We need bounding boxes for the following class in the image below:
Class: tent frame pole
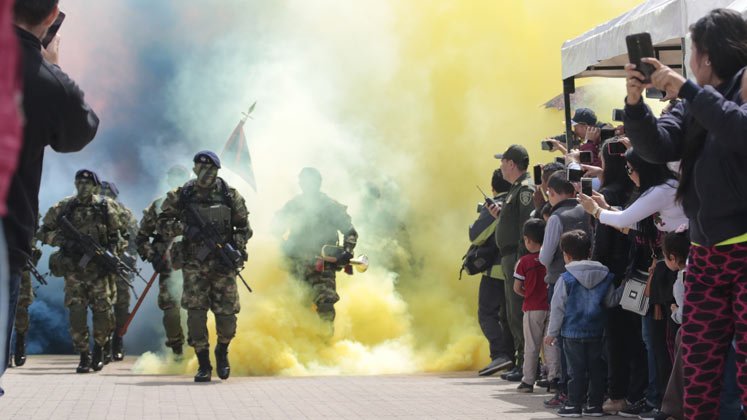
[563,77,575,152]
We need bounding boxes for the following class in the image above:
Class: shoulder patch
[519,190,533,206]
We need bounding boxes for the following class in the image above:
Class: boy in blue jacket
[544,230,617,418]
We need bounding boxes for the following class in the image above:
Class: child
[545,230,617,417]
[513,219,559,393]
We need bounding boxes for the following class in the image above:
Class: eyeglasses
[625,165,634,175]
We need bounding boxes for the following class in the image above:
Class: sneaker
[478,355,514,377]
[583,406,604,417]
[557,405,582,417]
[504,368,523,382]
[535,378,552,388]
[603,398,627,415]
[544,392,567,408]
[619,399,654,418]
[638,408,665,419]
[516,382,533,393]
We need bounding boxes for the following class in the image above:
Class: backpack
[460,243,500,279]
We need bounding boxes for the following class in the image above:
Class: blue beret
[193,150,221,168]
[101,181,119,198]
[75,169,101,186]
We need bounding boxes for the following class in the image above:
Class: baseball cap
[571,108,597,126]
[494,145,529,165]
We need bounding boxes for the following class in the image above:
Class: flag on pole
[220,102,257,191]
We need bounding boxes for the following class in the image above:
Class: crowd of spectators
[467,8,747,419]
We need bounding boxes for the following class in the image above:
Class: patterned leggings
[681,242,747,420]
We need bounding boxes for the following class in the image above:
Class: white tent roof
[561,0,733,80]
[728,0,747,17]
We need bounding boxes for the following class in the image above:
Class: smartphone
[555,157,566,165]
[612,109,625,122]
[579,151,592,164]
[581,178,593,196]
[607,141,627,155]
[541,140,554,151]
[533,164,542,185]
[600,127,616,141]
[645,88,665,100]
[626,32,655,83]
[567,168,583,183]
[41,11,65,48]
[476,185,496,207]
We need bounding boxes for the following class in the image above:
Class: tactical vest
[59,197,113,247]
[179,178,234,241]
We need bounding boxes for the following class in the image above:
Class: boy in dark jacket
[545,230,617,417]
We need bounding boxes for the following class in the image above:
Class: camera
[607,141,627,155]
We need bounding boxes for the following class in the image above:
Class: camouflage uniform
[135,197,184,351]
[111,204,138,338]
[38,195,127,354]
[157,178,251,353]
[275,192,357,322]
[14,245,40,336]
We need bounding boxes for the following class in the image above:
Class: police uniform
[273,173,357,323]
[136,197,184,354]
[37,169,127,373]
[494,147,536,370]
[157,151,251,382]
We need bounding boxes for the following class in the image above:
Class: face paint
[194,163,218,188]
[75,180,96,200]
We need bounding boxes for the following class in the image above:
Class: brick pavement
[0,356,629,419]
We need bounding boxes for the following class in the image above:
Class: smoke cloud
[31,0,644,374]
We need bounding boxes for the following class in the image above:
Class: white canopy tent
[561,0,733,80]
[728,0,747,17]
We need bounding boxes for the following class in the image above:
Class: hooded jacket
[547,260,617,339]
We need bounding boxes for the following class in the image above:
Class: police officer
[10,242,42,367]
[469,169,514,377]
[37,170,127,373]
[489,145,536,382]
[135,165,191,358]
[158,151,252,382]
[272,167,358,325]
[99,181,138,361]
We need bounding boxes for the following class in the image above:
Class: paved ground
[0,356,628,419]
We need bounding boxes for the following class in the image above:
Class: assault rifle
[25,258,48,286]
[184,205,252,293]
[59,216,147,289]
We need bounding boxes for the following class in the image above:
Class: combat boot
[172,345,183,361]
[91,344,104,372]
[194,349,212,382]
[14,333,27,366]
[76,352,92,373]
[112,335,124,361]
[215,343,230,380]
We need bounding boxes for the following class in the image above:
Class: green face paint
[194,163,218,189]
[75,179,96,200]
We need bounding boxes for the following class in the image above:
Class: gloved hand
[337,251,353,266]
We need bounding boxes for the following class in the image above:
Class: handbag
[620,269,651,316]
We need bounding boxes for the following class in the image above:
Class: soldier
[489,145,537,382]
[99,180,138,361]
[10,243,42,367]
[134,165,191,358]
[37,170,127,373]
[273,167,358,324]
[157,151,251,382]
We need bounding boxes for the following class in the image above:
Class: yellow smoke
[134,0,646,376]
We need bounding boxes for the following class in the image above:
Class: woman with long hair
[623,8,747,419]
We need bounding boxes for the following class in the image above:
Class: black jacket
[2,28,98,270]
[624,69,747,246]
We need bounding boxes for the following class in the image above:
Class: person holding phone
[4,0,99,378]
[547,108,604,168]
[622,9,747,419]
